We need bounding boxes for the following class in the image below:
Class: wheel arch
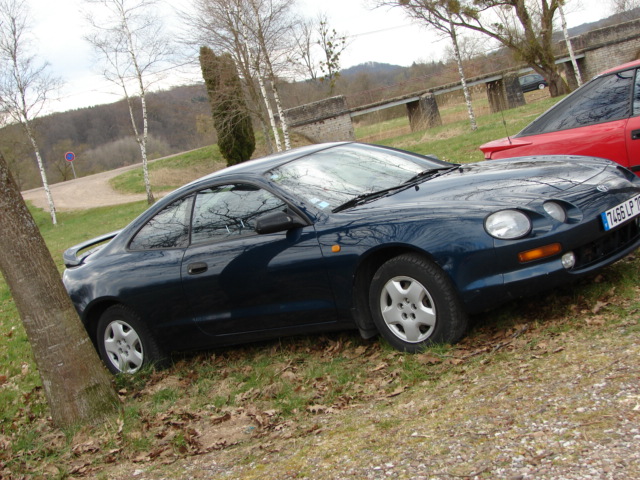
[82,298,128,346]
[351,245,440,336]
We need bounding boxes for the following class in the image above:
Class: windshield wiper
[404,165,461,184]
[332,165,462,213]
[332,185,405,213]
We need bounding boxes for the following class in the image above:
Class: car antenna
[499,108,513,145]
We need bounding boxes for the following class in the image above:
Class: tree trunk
[248,45,282,152]
[546,69,570,97]
[449,13,477,131]
[0,153,121,428]
[124,16,155,206]
[138,94,154,205]
[251,10,291,150]
[269,78,291,150]
[24,120,57,225]
[125,93,155,205]
[260,117,274,154]
[558,4,582,87]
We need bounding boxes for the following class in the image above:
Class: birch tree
[0,0,60,225]
[0,152,121,428]
[84,0,173,205]
[558,2,582,87]
[238,0,295,150]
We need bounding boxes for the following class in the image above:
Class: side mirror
[255,211,308,234]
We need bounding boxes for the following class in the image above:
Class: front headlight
[543,201,567,222]
[485,210,531,239]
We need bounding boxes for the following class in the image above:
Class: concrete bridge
[284,18,640,143]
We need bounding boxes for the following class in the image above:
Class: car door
[121,195,197,341]
[181,182,337,338]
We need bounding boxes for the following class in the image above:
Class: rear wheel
[369,254,468,352]
[538,83,545,90]
[97,305,167,374]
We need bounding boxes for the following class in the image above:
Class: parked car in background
[519,73,547,92]
[481,59,640,175]
[63,142,640,374]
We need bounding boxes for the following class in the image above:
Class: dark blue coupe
[63,142,640,373]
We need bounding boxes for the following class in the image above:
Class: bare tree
[0,151,121,428]
[0,0,61,224]
[84,0,173,204]
[290,17,319,81]
[377,0,571,97]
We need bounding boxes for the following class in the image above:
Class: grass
[1,91,639,478]
[109,144,226,195]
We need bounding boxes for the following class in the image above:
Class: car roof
[599,58,640,75]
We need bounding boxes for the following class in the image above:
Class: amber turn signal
[518,243,562,263]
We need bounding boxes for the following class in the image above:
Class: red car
[480,59,640,175]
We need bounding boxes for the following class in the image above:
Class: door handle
[631,129,640,140]
[187,262,208,275]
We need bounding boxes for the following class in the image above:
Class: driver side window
[191,184,287,244]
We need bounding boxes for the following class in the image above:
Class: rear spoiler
[63,230,121,268]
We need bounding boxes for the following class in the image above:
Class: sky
[30,0,611,114]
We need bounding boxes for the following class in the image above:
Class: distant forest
[6,8,637,191]
[4,85,218,190]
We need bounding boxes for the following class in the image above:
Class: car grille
[574,219,640,269]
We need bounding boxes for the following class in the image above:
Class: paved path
[22,163,151,211]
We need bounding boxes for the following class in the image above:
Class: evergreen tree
[200,46,256,165]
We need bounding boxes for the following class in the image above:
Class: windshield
[266,144,445,211]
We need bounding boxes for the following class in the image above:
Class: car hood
[363,156,635,210]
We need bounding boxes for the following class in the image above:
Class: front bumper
[462,217,640,314]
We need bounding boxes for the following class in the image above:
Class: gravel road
[21,163,150,211]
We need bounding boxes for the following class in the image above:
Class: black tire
[97,305,168,374]
[369,253,469,352]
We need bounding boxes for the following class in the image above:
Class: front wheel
[369,254,468,352]
[97,305,167,374]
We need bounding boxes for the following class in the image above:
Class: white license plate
[601,194,640,231]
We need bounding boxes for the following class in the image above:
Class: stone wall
[284,96,355,143]
[570,18,640,79]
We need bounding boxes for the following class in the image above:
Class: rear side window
[520,69,635,136]
[129,196,193,250]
